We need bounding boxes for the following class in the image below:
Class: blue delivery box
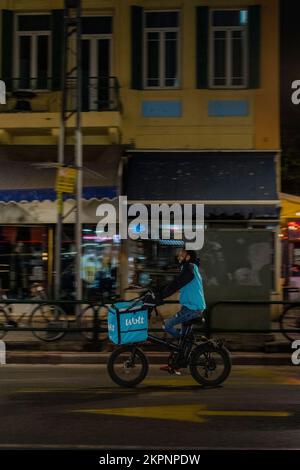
[108,300,149,345]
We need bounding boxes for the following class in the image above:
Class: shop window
[127,229,274,298]
[128,239,183,289]
[60,225,120,300]
[0,226,48,298]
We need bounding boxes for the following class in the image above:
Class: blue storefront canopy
[0,186,117,203]
[0,145,121,204]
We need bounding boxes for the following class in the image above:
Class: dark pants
[164,306,203,338]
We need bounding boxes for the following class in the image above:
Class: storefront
[280,192,300,300]
[124,151,280,329]
[0,145,122,299]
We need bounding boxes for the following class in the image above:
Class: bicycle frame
[147,323,197,366]
[148,333,182,352]
[0,303,28,325]
[1,301,40,325]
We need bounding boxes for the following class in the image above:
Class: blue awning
[0,186,117,203]
[0,145,121,203]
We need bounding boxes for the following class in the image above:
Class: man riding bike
[156,249,206,374]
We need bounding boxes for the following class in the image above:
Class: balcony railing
[0,76,121,113]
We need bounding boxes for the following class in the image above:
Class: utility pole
[75,0,83,302]
[54,0,82,302]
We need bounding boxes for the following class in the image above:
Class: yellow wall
[281,193,300,223]
[0,0,280,150]
[117,0,279,150]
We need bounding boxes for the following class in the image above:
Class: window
[209,9,248,88]
[61,225,119,300]
[0,226,48,298]
[81,16,113,111]
[144,11,179,88]
[82,16,112,35]
[15,14,51,90]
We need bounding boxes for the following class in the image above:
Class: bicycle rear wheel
[30,304,68,342]
[190,343,231,387]
[107,346,149,387]
[280,306,300,342]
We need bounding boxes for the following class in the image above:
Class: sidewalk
[0,319,293,365]
[2,350,292,365]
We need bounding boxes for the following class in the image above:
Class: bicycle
[77,298,111,341]
[107,290,232,388]
[0,284,68,342]
[47,289,117,342]
[279,302,300,342]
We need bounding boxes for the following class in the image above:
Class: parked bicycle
[39,291,117,342]
[77,300,110,341]
[0,284,68,342]
[279,302,300,342]
[107,290,232,388]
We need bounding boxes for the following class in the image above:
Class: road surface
[0,364,299,449]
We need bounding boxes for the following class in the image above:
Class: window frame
[81,14,113,78]
[209,8,248,89]
[81,14,113,111]
[14,12,51,92]
[81,33,113,78]
[81,36,113,111]
[143,9,180,90]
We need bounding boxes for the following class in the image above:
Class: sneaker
[159,365,181,375]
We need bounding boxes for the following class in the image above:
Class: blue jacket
[179,263,206,311]
[161,261,206,311]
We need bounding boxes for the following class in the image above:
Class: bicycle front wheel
[107,346,149,388]
[190,343,232,387]
[30,304,68,342]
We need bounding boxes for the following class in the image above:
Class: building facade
[0,1,280,328]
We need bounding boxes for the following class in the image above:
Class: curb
[3,351,292,366]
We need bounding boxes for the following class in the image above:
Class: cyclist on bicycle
[156,248,206,374]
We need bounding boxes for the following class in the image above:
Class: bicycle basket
[108,300,148,345]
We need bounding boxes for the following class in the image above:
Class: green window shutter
[196,6,209,89]
[51,10,64,91]
[131,5,143,90]
[1,10,13,91]
[248,5,261,88]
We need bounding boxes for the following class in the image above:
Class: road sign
[56,166,77,193]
